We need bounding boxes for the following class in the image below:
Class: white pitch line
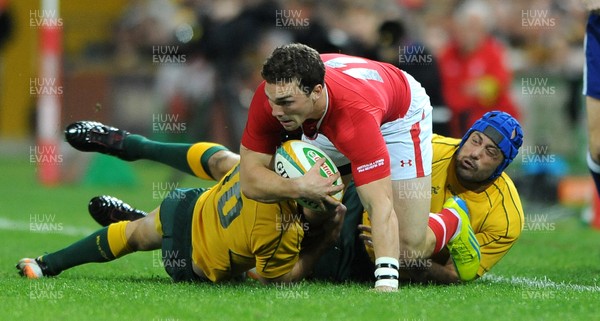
[2,214,599,293]
[0,217,95,237]
[482,274,600,293]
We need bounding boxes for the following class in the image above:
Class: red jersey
[241,54,412,186]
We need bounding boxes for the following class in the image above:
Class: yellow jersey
[430,134,524,276]
[190,164,304,282]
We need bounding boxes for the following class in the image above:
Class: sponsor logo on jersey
[356,159,385,173]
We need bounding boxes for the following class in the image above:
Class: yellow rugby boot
[445,196,481,282]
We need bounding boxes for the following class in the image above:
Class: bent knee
[125,216,160,251]
[208,150,240,180]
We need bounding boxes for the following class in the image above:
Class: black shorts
[159,188,207,282]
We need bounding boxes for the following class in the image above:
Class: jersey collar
[303,85,329,140]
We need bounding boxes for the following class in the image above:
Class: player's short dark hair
[261,43,325,96]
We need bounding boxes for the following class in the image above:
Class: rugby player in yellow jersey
[358,111,524,283]
[17,132,346,283]
[21,110,521,284]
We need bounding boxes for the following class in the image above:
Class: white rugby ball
[274,140,343,211]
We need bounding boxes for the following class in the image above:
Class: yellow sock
[107,221,134,258]
[186,142,228,180]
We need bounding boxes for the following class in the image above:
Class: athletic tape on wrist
[375,257,399,270]
[374,267,399,279]
[375,278,399,288]
[374,257,399,289]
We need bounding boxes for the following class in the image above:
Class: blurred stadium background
[0,0,597,226]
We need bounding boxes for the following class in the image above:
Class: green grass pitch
[1,155,599,321]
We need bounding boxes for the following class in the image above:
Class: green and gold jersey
[190,164,304,282]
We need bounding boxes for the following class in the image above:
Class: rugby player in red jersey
[239,43,475,290]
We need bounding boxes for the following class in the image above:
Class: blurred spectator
[113,0,216,141]
[377,19,449,135]
[437,0,520,137]
[285,0,340,54]
[103,0,586,164]
[203,0,284,150]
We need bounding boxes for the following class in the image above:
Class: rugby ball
[274,140,343,211]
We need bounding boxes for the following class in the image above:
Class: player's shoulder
[321,53,362,63]
[321,53,387,69]
[320,53,343,62]
[432,134,461,146]
[432,134,460,162]
[494,173,520,198]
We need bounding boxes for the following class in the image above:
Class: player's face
[455,131,504,184]
[265,81,316,131]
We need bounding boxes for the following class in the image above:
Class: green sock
[123,135,194,176]
[40,227,115,276]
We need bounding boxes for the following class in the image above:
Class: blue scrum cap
[458,111,523,180]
